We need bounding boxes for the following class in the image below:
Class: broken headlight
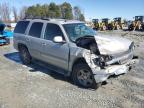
[94,55,113,68]
[100,55,113,62]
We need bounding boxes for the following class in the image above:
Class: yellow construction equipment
[128,16,144,31]
[92,19,100,30]
[99,18,113,31]
[113,17,122,30]
[113,17,128,30]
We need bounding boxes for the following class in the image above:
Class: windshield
[63,23,96,42]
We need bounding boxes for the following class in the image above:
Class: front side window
[28,22,43,38]
[44,23,64,41]
[14,21,30,34]
[63,23,96,42]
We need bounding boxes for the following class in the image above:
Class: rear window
[28,22,43,38]
[14,21,29,34]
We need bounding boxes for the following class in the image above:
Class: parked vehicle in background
[100,18,113,31]
[113,17,128,30]
[92,19,100,30]
[128,16,144,31]
[0,22,12,45]
[13,18,137,89]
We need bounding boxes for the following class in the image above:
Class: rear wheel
[19,46,32,65]
[5,38,10,44]
[72,63,100,89]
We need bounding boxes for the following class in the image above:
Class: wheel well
[69,57,87,77]
[72,58,86,71]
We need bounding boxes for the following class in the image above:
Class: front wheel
[72,63,100,89]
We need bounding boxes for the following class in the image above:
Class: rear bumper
[93,58,138,83]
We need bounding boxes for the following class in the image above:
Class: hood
[94,35,133,55]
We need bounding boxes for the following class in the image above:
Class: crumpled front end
[82,49,138,83]
[75,35,138,83]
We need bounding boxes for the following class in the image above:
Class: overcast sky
[1,0,144,21]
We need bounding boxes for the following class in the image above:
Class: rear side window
[44,23,64,40]
[14,21,29,33]
[28,22,43,38]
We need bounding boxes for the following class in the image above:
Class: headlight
[100,55,113,62]
[94,55,113,68]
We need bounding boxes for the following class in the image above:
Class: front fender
[68,48,89,75]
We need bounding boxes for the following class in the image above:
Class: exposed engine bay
[75,36,106,70]
[75,35,117,68]
[76,36,100,55]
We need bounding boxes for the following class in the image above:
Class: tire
[72,63,100,89]
[142,24,144,31]
[108,24,113,30]
[117,25,121,30]
[103,26,106,31]
[5,38,10,44]
[128,24,134,31]
[19,46,32,65]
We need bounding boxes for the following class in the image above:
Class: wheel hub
[77,69,93,86]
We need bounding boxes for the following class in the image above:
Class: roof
[22,18,84,25]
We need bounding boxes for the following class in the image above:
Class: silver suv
[13,18,137,89]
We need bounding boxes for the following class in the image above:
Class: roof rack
[23,16,50,21]
[23,16,73,22]
[41,18,50,21]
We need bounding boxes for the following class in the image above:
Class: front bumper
[93,58,138,83]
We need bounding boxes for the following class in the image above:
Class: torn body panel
[82,49,138,83]
[75,35,138,83]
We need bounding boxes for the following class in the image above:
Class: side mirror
[53,36,65,43]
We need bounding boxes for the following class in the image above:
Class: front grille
[106,50,133,65]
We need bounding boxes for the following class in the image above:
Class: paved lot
[0,31,144,108]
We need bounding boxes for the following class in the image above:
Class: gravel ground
[0,31,144,108]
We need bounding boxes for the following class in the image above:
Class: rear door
[13,21,30,50]
[41,23,69,70]
[27,22,44,60]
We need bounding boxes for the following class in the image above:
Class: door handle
[42,43,47,46]
[26,38,30,41]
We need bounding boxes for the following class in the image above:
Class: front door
[41,23,69,70]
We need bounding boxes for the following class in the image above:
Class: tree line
[0,2,85,23]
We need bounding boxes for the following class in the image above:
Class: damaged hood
[94,35,132,55]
